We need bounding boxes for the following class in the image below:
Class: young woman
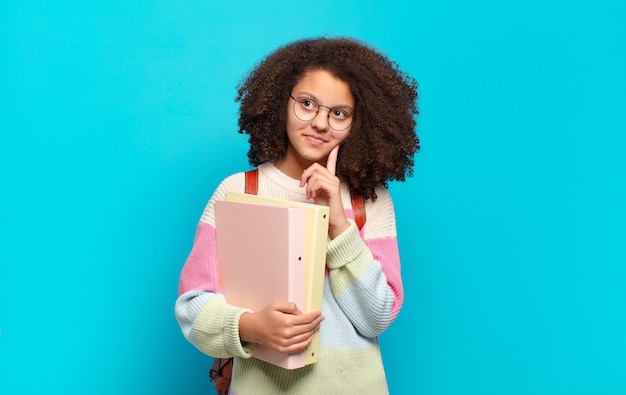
[175,37,419,394]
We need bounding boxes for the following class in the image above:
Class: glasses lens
[328,109,353,131]
[293,98,317,121]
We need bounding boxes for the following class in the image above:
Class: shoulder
[361,184,397,239]
[198,170,250,224]
[365,185,394,212]
[212,166,264,199]
[212,172,245,200]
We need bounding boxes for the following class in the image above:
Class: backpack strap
[209,357,232,395]
[350,193,366,231]
[245,169,258,195]
[244,169,365,230]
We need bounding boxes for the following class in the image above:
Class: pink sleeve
[178,222,219,296]
[365,237,403,321]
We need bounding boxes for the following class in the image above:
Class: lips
[304,134,327,146]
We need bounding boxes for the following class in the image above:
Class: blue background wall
[1,1,624,394]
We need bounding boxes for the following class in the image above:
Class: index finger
[326,145,339,176]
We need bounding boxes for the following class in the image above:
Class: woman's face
[280,69,354,176]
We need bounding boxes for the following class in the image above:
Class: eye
[299,98,317,111]
[330,108,350,120]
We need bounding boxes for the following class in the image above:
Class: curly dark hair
[236,37,419,200]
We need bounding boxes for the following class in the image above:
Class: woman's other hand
[239,301,324,354]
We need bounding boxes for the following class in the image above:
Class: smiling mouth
[304,134,327,145]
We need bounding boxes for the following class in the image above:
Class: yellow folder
[225,192,330,365]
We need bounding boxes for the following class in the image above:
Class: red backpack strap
[209,357,232,395]
[351,192,366,231]
[245,169,258,195]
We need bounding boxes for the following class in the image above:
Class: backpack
[209,169,365,394]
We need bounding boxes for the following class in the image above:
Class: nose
[310,106,331,131]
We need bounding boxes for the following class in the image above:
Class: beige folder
[225,192,330,366]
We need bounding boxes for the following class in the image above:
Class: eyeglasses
[290,95,354,131]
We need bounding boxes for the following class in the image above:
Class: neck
[274,145,327,179]
[273,156,307,180]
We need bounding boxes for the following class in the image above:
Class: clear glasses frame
[289,95,355,131]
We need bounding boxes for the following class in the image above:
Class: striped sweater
[175,162,403,394]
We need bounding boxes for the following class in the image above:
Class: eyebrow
[294,91,354,111]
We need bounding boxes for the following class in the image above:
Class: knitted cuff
[224,308,254,357]
[194,297,253,358]
[326,220,367,270]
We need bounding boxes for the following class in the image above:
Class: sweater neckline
[258,162,308,196]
